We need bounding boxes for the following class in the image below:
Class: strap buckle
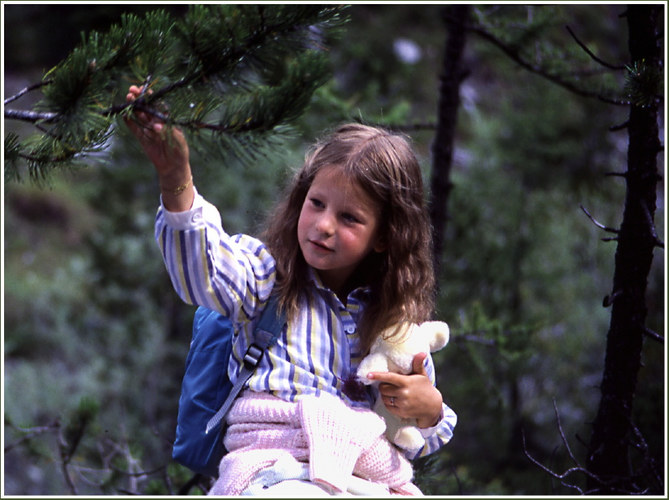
[243,343,264,368]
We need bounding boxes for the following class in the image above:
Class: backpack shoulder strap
[205,295,285,434]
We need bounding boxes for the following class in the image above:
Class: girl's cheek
[296,207,310,236]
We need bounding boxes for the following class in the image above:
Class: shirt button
[191,212,203,224]
[345,325,356,334]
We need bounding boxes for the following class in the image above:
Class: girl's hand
[366,352,443,428]
[124,85,194,211]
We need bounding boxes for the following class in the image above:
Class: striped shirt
[156,189,456,459]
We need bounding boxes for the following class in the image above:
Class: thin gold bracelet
[162,176,193,196]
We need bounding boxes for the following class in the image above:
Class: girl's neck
[316,269,367,305]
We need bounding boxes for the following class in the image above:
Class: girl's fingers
[127,84,149,98]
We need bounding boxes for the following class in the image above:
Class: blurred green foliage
[3,3,664,495]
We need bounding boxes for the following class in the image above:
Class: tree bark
[430,5,470,276]
[586,4,662,494]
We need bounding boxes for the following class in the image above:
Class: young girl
[125,85,456,495]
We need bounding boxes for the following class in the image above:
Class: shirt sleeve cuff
[418,405,447,438]
[160,187,219,230]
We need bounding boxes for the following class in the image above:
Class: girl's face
[297,166,385,295]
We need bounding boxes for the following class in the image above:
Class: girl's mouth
[309,240,333,252]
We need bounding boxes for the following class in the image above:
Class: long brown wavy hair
[262,123,435,354]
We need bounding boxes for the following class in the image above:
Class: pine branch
[4,5,348,183]
[624,60,663,107]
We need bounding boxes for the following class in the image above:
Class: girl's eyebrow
[309,180,377,215]
[307,185,326,197]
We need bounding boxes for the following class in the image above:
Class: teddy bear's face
[372,322,449,373]
[356,321,449,384]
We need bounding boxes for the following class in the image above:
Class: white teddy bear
[356,321,449,452]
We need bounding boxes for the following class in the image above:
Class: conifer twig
[565,25,626,70]
[580,205,620,234]
[3,79,53,105]
[642,326,663,343]
[4,108,58,123]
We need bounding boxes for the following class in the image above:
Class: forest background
[3,3,665,496]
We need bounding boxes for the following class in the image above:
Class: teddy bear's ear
[425,321,450,351]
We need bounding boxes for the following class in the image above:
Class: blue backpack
[172,297,285,477]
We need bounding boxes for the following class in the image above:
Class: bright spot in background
[393,38,422,64]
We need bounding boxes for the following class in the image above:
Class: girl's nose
[316,212,335,236]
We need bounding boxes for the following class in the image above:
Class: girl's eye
[342,212,360,224]
[310,198,324,209]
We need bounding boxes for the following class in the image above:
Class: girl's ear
[373,235,387,253]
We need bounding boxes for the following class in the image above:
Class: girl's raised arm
[124,85,194,212]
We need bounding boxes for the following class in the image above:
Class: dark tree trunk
[586,5,662,494]
[430,5,470,276]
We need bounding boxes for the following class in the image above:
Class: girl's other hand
[366,352,443,428]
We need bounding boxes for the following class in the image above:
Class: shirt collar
[307,267,371,303]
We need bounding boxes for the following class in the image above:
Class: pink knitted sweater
[208,390,422,496]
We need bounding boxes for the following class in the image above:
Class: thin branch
[110,464,167,477]
[467,24,629,106]
[609,120,629,132]
[4,79,53,105]
[565,25,626,71]
[605,171,628,178]
[630,423,664,490]
[17,148,91,167]
[552,400,578,464]
[580,205,620,234]
[163,466,176,496]
[4,420,61,453]
[641,199,664,248]
[642,326,664,343]
[522,400,644,495]
[58,433,78,495]
[4,108,58,123]
[178,474,208,496]
[127,103,245,134]
[603,289,623,307]
[522,431,588,494]
[5,91,230,138]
